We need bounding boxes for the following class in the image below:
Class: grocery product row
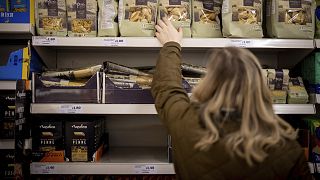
[15,0,316,38]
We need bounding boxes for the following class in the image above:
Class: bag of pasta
[98,0,119,37]
[66,0,97,37]
[266,0,315,39]
[118,0,158,37]
[222,0,263,38]
[36,0,67,36]
[191,0,222,38]
[158,0,191,37]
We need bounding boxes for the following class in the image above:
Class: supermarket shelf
[0,81,16,90]
[31,103,315,114]
[0,139,14,149]
[31,104,157,114]
[273,104,315,114]
[30,147,174,174]
[315,39,320,48]
[32,36,315,49]
[0,23,35,38]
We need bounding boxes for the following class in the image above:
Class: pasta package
[118,0,158,37]
[11,0,27,12]
[0,0,9,12]
[288,77,309,104]
[266,0,315,39]
[267,69,289,104]
[36,0,67,36]
[158,0,191,37]
[191,0,222,38]
[66,0,97,37]
[98,0,119,37]
[222,0,263,38]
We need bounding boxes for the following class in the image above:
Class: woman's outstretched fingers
[157,19,167,29]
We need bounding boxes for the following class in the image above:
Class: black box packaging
[32,72,101,103]
[0,90,15,139]
[65,120,102,162]
[102,72,192,104]
[0,149,15,178]
[32,120,64,162]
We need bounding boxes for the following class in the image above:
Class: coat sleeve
[151,41,193,136]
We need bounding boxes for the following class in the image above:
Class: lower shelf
[30,147,175,175]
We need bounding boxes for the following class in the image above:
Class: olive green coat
[151,42,312,180]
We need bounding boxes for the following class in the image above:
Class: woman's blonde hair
[192,47,297,166]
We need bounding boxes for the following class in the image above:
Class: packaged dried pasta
[66,0,97,37]
[98,0,119,37]
[0,0,9,12]
[11,0,27,12]
[158,0,191,37]
[266,0,315,39]
[222,0,263,38]
[118,0,158,37]
[267,69,289,104]
[288,77,309,104]
[36,0,67,36]
[191,0,222,38]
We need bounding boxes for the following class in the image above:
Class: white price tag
[103,38,127,46]
[59,104,83,114]
[33,37,57,45]
[229,39,253,48]
[134,165,156,174]
[33,164,56,174]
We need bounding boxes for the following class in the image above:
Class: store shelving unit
[29,36,318,176]
[30,103,316,115]
[0,23,35,39]
[0,139,14,149]
[32,37,314,49]
[0,81,16,90]
[31,147,174,175]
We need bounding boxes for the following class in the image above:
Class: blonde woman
[151,18,312,180]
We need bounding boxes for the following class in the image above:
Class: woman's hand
[155,17,183,46]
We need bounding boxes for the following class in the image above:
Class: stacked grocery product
[34,0,316,38]
[265,69,308,104]
[0,149,15,178]
[32,117,107,162]
[0,91,15,139]
[0,0,34,23]
[304,116,320,163]
[32,64,101,103]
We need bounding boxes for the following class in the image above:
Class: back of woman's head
[192,47,297,166]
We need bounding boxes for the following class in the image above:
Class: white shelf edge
[30,162,175,175]
[0,81,16,90]
[32,36,315,49]
[315,39,320,48]
[0,23,34,35]
[0,139,14,149]
[273,104,315,114]
[30,104,158,114]
[31,103,315,115]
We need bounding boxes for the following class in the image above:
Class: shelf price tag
[103,38,127,46]
[229,39,253,48]
[32,164,56,174]
[134,165,156,174]
[33,36,57,45]
[59,104,83,114]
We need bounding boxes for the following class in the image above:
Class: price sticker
[33,36,57,45]
[229,39,253,48]
[59,104,83,114]
[103,38,127,46]
[32,164,56,174]
[134,165,156,174]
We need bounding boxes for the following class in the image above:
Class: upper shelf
[0,23,35,39]
[32,36,315,49]
[315,39,320,48]
[30,103,316,115]
[0,81,16,90]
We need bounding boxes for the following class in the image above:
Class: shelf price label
[33,36,57,45]
[32,164,56,174]
[229,39,253,48]
[134,165,156,174]
[59,104,83,114]
[103,38,127,46]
